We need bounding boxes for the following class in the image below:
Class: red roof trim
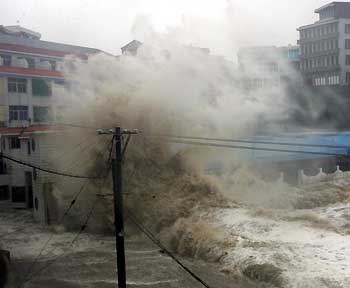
[0,43,66,57]
[0,65,63,78]
[0,125,64,136]
[0,43,89,59]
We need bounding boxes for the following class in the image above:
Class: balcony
[0,65,63,79]
[301,49,339,58]
[299,32,339,43]
[302,65,341,73]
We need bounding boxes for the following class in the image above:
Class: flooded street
[1,209,255,288]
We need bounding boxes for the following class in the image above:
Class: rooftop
[313,2,350,13]
[0,25,102,57]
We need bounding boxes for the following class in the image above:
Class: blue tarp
[246,132,350,162]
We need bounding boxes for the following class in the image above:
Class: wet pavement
[1,210,256,288]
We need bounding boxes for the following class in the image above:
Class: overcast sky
[1,0,337,58]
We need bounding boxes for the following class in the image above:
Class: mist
[22,1,350,287]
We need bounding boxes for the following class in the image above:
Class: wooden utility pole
[112,127,126,288]
[97,127,137,288]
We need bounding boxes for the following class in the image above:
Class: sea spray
[48,36,347,287]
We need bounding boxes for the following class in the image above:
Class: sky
[0,0,338,58]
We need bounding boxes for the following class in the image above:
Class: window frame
[32,79,52,96]
[7,78,27,94]
[10,137,21,150]
[0,185,9,201]
[33,106,52,123]
[0,54,11,66]
[9,106,29,122]
[346,39,350,49]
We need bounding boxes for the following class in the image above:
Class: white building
[237,45,301,91]
[298,1,350,87]
[0,25,101,224]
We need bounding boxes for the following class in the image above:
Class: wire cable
[148,134,350,150]
[163,139,350,157]
[54,122,99,130]
[50,134,94,164]
[126,208,212,288]
[1,153,103,179]
[16,180,90,288]
[19,137,114,286]
[19,197,100,286]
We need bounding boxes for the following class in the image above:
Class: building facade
[0,25,101,223]
[237,45,301,91]
[298,2,350,87]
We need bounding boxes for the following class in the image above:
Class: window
[346,72,350,85]
[33,106,52,122]
[9,106,28,121]
[32,79,51,96]
[0,54,11,66]
[11,186,26,203]
[346,24,350,34]
[0,158,7,175]
[27,140,31,155]
[0,186,9,201]
[32,138,36,151]
[10,137,20,149]
[347,55,350,65]
[8,78,27,93]
[328,75,340,85]
[2,138,5,151]
[25,58,35,69]
[49,60,56,71]
[346,39,350,49]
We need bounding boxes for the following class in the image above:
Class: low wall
[297,166,350,186]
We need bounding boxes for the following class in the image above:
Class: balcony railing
[301,65,341,73]
[300,49,339,58]
[299,32,339,43]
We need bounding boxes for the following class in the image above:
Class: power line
[20,196,100,286]
[126,208,212,288]
[163,139,350,157]
[148,134,350,150]
[19,137,114,286]
[63,136,112,173]
[18,136,114,286]
[16,180,91,288]
[1,153,103,179]
[54,122,99,130]
[50,134,94,164]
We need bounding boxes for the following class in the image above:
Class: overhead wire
[147,133,350,150]
[54,122,99,130]
[19,196,100,286]
[126,208,212,288]
[1,153,103,179]
[19,136,115,286]
[50,134,94,164]
[16,179,91,288]
[162,139,350,157]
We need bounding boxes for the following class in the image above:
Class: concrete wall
[32,134,58,224]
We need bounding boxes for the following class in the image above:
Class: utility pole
[113,127,126,288]
[97,127,137,288]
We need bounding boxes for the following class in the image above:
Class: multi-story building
[298,2,350,87]
[237,45,301,91]
[0,25,101,223]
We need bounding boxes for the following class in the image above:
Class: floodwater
[3,179,350,288]
[0,209,255,288]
